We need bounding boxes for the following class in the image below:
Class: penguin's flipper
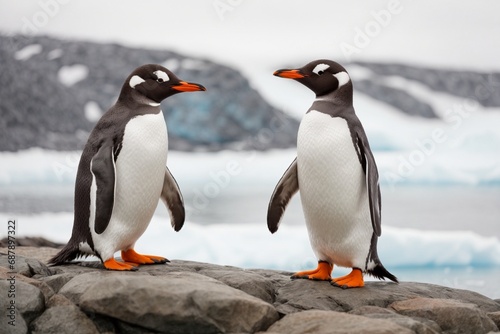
[91,144,116,235]
[356,133,382,236]
[161,166,185,232]
[267,158,299,233]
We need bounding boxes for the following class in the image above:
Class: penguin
[267,59,397,288]
[49,64,206,271]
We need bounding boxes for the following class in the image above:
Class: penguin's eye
[312,63,330,76]
[153,70,170,83]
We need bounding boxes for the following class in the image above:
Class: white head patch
[129,75,145,89]
[154,70,170,82]
[334,71,350,88]
[312,63,330,75]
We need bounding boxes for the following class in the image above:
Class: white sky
[0,0,499,74]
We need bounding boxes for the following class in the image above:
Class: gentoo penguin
[49,64,206,271]
[267,59,397,288]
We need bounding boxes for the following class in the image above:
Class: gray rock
[0,237,64,248]
[30,305,99,334]
[390,297,498,334]
[79,272,279,333]
[349,306,441,334]
[4,247,500,334]
[353,61,500,108]
[265,310,414,334]
[0,34,299,152]
[355,79,437,118]
[46,294,75,308]
[0,279,45,324]
[59,271,135,305]
[41,272,76,293]
[274,279,500,315]
[1,315,28,334]
[0,254,52,278]
[200,269,276,304]
[488,311,500,329]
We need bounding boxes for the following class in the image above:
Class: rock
[0,279,45,325]
[0,34,299,152]
[199,269,276,304]
[40,272,77,293]
[488,311,500,329]
[79,272,278,333]
[0,237,64,248]
[0,253,53,278]
[390,297,498,334]
[274,279,500,315]
[353,61,500,108]
[46,294,75,308]
[265,310,414,334]
[2,248,500,334]
[349,306,441,334]
[30,304,99,334]
[355,79,437,118]
[59,271,133,305]
[2,315,28,334]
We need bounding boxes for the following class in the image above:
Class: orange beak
[172,81,206,92]
[273,69,307,79]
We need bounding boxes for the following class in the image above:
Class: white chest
[296,111,372,267]
[115,111,168,208]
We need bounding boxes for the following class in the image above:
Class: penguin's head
[120,64,206,104]
[274,59,351,97]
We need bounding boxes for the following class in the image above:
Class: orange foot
[331,268,364,288]
[121,249,169,265]
[291,261,333,281]
[103,258,138,271]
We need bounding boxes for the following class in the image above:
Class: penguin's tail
[367,263,398,283]
[366,234,398,283]
[48,242,85,266]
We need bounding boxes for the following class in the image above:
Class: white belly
[92,111,168,260]
[297,111,372,269]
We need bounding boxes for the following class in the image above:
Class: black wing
[161,166,185,232]
[91,144,116,234]
[267,158,299,233]
[356,133,382,237]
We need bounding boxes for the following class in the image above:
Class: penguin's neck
[314,83,353,105]
[118,89,161,108]
[309,84,353,115]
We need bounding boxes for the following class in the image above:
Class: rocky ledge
[1,247,499,334]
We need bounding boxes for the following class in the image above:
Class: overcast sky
[1,0,499,74]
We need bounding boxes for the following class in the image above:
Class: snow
[57,64,89,87]
[84,101,103,122]
[181,58,206,70]
[47,48,63,60]
[14,43,42,61]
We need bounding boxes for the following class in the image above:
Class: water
[0,148,499,299]
[1,181,499,298]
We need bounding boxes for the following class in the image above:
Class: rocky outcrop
[354,61,500,108]
[1,247,499,334]
[0,34,299,152]
[2,33,500,152]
